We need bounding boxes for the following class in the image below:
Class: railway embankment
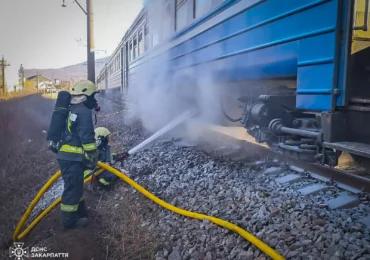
[3,94,370,259]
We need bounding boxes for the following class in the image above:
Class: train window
[129,41,133,62]
[153,32,159,47]
[139,31,144,56]
[213,0,225,6]
[194,0,224,18]
[163,2,172,39]
[176,0,188,31]
[144,25,149,51]
[194,0,212,18]
[133,37,138,60]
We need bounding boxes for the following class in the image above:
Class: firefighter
[56,80,99,230]
[84,127,129,191]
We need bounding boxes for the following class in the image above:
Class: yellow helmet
[71,80,99,96]
[94,127,111,140]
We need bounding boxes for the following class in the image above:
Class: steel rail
[203,126,370,194]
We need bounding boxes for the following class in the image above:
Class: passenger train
[97,0,370,168]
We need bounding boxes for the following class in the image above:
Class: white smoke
[126,1,243,137]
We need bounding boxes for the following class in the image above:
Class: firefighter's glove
[85,150,98,170]
[113,152,129,162]
[48,141,60,154]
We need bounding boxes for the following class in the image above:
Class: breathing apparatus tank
[46,91,72,153]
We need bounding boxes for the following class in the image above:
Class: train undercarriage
[233,0,370,169]
[238,91,338,167]
[237,81,370,169]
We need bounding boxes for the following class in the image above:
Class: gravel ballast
[34,96,370,259]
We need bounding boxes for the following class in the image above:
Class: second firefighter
[84,127,129,191]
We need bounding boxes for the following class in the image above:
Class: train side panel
[127,0,342,111]
[97,43,124,94]
[120,0,370,166]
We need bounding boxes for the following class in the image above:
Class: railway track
[91,96,370,258]
[194,124,370,227]
[99,95,370,226]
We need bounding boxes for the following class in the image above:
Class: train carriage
[98,0,370,168]
[97,40,125,94]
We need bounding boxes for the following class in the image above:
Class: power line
[103,0,112,36]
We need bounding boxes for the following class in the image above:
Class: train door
[342,0,370,105]
[322,0,370,158]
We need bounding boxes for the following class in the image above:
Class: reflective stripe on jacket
[56,103,97,162]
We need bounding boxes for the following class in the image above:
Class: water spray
[128,109,198,155]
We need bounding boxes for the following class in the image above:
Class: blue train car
[97,41,124,94]
[101,0,370,167]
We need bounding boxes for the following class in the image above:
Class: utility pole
[87,0,95,83]
[18,64,24,90]
[0,56,10,95]
[37,70,39,91]
[62,0,95,83]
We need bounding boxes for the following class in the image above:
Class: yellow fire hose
[13,169,104,241]
[13,170,61,241]
[13,162,284,260]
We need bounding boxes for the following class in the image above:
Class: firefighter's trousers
[57,159,88,229]
[98,170,118,188]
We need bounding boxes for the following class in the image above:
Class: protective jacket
[98,144,113,162]
[56,101,97,162]
[84,144,118,187]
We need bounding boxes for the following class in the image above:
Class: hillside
[24,57,109,82]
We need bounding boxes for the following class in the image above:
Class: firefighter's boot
[77,199,89,218]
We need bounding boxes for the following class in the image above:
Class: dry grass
[91,106,160,259]
[0,89,41,101]
[95,179,159,260]
[0,94,57,251]
[0,93,160,260]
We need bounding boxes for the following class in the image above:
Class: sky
[0,0,143,86]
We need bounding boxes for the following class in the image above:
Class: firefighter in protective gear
[84,127,129,191]
[56,80,99,230]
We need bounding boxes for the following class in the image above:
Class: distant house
[54,79,61,86]
[25,75,55,92]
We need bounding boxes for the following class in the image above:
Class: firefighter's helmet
[95,127,111,140]
[71,80,99,96]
